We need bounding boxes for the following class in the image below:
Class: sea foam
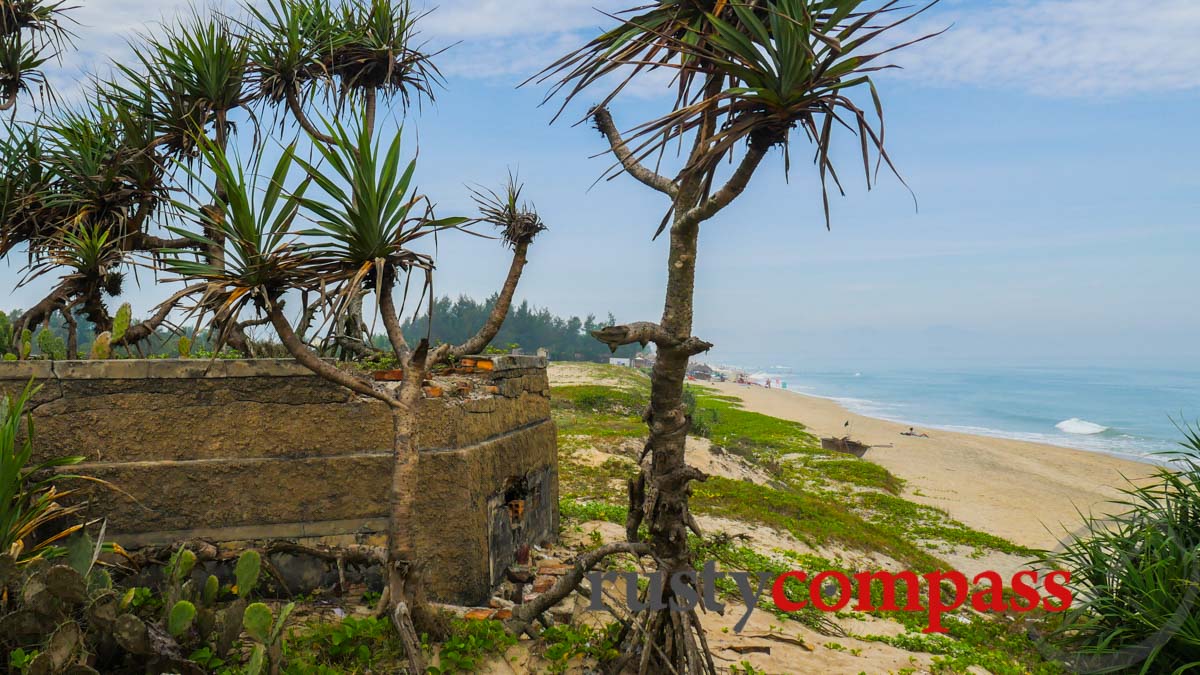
[1056,418,1109,435]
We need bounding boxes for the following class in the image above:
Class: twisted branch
[505,541,651,636]
[681,140,771,226]
[593,107,678,198]
[113,284,206,348]
[591,322,712,356]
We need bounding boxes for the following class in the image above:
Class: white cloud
[41,0,609,96]
[38,0,1200,102]
[41,0,221,100]
[425,0,1200,98]
[890,0,1200,97]
[418,0,626,39]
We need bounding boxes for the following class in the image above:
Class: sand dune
[707,381,1158,550]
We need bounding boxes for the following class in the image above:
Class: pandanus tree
[1,2,548,668]
[0,0,443,357]
[0,0,69,112]
[530,1,940,672]
[163,118,543,673]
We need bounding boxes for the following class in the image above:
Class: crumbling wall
[0,356,557,604]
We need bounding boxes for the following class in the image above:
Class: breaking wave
[1056,418,1109,435]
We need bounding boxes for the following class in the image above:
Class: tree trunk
[646,215,700,573]
[204,112,252,355]
[388,369,422,574]
[381,353,440,672]
[62,308,78,359]
[11,285,70,354]
[625,212,715,675]
[268,302,432,670]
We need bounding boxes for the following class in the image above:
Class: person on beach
[902,427,930,438]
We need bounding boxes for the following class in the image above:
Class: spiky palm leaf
[1038,426,1200,671]
[242,0,345,108]
[1,382,126,567]
[1,382,88,565]
[99,81,169,206]
[164,138,311,322]
[0,122,50,254]
[0,30,49,107]
[39,105,137,227]
[0,0,71,42]
[293,114,467,287]
[0,0,70,110]
[328,0,441,108]
[470,174,546,249]
[19,222,125,296]
[114,12,250,156]
[534,0,942,225]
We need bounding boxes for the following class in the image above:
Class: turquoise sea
[737,365,1200,463]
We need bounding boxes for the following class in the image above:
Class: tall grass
[0,382,87,565]
[1038,426,1200,674]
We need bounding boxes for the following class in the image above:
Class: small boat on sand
[820,436,873,458]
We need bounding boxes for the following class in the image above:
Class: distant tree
[398,294,640,361]
[531,1,941,671]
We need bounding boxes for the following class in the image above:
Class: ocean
[737,365,1200,463]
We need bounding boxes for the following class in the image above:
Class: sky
[6,0,1200,369]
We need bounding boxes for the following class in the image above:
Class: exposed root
[614,605,714,675]
[391,599,426,674]
[505,541,651,636]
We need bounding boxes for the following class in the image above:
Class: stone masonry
[0,356,558,605]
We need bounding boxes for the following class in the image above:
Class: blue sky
[6,0,1200,368]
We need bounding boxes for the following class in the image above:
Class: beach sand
[707,381,1159,551]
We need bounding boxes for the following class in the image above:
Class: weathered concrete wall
[0,356,558,604]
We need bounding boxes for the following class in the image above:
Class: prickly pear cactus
[0,562,199,673]
[234,549,262,599]
[202,574,219,605]
[167,600,196,637]
[0,541,286,675]
[243,601,295,675]
[112,302,132,343]
[167,548,197,583]
[88,331,112,360]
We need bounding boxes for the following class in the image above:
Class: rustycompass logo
[589,561,1073,634]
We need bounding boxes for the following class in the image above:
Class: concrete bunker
[0,355,558,605]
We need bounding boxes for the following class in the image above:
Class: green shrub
[429,619,516,673]
[683,386,720,438]
[287,616,395,669]
[559,499,627,525]
[540,622,621,673]
[553,385,647,414]
[1037,425,1200,673]
[0,313,12,357]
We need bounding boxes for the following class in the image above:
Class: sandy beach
[707,381,1159,550]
